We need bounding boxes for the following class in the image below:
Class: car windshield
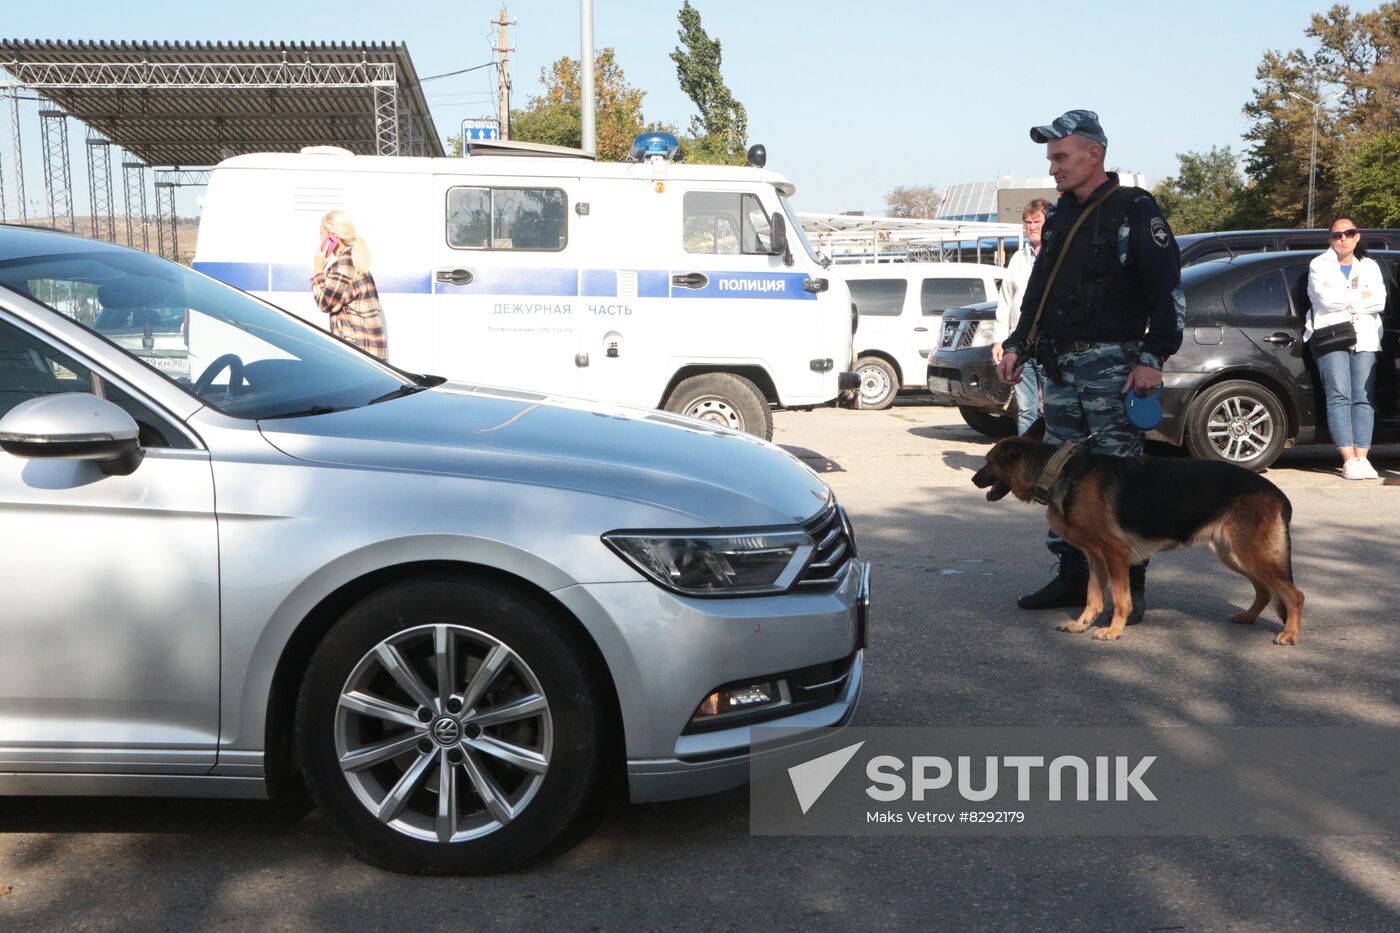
[0,248,413,419]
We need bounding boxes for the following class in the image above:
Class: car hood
[255,382,832,527]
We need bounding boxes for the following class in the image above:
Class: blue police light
[628,132,680,162]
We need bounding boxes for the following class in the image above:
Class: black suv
[1178,228,1399,266]
[928,251,1400,471]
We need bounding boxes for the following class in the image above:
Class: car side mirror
[0,393,144,476]
[770,213,794,267]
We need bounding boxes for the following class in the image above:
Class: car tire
[296,574,607,875]
[664,372,774,440]
[959,405,1017,438]
[1184,379,1288,472]
[854,356,899,410]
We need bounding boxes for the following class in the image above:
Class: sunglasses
[1331,229,1359,240]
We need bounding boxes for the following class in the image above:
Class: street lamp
[1288,89,1342,229]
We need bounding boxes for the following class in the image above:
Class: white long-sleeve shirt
[992,242,1037,342]
[1305,251,1387,352]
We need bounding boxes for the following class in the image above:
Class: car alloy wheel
[334,623,553,844]
[1204,394,1275,463]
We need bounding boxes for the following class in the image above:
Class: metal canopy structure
[0,39,444,260]
[799,213,1024,265]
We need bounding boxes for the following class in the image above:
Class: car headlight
[969,321,998,347]
[603,528,814,597]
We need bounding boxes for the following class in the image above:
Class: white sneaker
[1342,458,1369,480]
[1356,458,1380,479]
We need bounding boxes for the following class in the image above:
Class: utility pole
[581,0,595,155]
[1288,89,1341,229]
[493,7,516,140]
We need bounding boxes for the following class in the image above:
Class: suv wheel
[958,404,1017,438]
[1184,379,1287,471]
[296,575,606,874]
[664,373,774,440]
[855,356,898,410]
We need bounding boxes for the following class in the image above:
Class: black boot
[1018,549,1090,610]
[1125,562,1147,625]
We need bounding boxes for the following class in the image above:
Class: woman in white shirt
[1305,216,1388,480]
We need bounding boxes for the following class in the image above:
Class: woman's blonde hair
[321,210,373,275]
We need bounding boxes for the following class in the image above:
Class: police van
[192,134,856,440]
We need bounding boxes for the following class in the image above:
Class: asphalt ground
[3,399,1399,931]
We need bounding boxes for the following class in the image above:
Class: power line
[420,62,497,82]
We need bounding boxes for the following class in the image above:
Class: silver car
[0,226,867,874]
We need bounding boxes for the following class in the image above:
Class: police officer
[996,109,1184,624]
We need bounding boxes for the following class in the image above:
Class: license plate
[144,355,190,376]
[927,375,950,394]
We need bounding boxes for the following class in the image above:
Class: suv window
[446,187,568,251]
[683,192,773,255]
[848,279,908,317]
[0,317,186,448]
[920,277,987,315]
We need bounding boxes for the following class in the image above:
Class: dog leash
[1031,430,1103,505]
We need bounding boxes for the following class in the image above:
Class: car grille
[939,320,979,350]
[797,503,856,588]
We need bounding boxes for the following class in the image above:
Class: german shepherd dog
[971,422,1305,644]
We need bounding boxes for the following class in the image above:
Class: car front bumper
[926,346,1010,409]
[553,558,870,802]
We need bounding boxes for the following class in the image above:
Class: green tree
[1240,2,1400,227]
[509,48,665,161]
[1339,129,1400,225]
[670,1,748,165]
[1151,147,1248,233]
[884,185,941,219]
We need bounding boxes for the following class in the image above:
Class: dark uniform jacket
[1004,173,1184,370]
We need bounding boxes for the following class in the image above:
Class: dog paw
[1273,631,1298,646]
[1091,628,1123,641]
[1058,620,1093,633]
[1230,612,1257,625]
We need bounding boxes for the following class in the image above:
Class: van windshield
[0,249,412,420]
[779,194,825,266]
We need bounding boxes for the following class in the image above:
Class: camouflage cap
[1029,110,1107,146]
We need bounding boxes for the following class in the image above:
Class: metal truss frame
[85,130,116,241]
[121,161,149,251]
[154,181,177,261]
[5,58,403,156]
[39,109,74,231]
[1,91,23,222]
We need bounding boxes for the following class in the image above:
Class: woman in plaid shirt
[311,211,388,359]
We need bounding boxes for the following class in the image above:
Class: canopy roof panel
[0,39,443,164]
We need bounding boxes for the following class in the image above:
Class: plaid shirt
[311,253,388,359]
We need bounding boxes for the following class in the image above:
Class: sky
[0,0,1368,217]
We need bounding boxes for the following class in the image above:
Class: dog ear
[1023,417,1046,441]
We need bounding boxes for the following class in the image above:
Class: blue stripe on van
[434,267,578,296]
[670,271,815,301]
[193,261,269,292]
[579,269,670,297]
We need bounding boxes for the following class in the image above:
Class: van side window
[848,279,908,317]
[446,187,568,251]
[920,278,987,315]
[684,192,773,255]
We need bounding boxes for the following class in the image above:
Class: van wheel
[295,574,606,875]
[855,356,898,410]
[664,373,774,440]
[1185,380,1287,472]
[959,405,1017,438]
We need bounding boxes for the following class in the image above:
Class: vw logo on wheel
[431,716,463,746]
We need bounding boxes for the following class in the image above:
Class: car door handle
[672,272,708,289]
[1263,333,1295,346]
[436,268,474,287]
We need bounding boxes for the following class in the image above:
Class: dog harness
[1032,441,1080,505]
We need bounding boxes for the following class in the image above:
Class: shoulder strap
[1022,182,1120,349]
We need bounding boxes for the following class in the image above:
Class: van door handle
[672,272,708,289]
[913,327,928,332]
[1263,332,1295,346]
[436,268,474,287]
